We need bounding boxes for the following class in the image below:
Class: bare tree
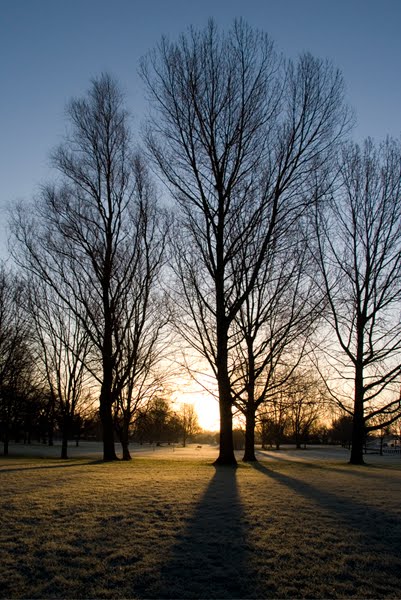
[0,265,33,455]
[315,138,401,464]
[11,74,167,461]
[177,403,200,447]
[107,161,171,460]
[113,350,172,460]
[142,19,350,464]
[329,412,353,448]
[132,396,179,445]
[285,371,324,448]
[230,224,322,461]
[368,413,393,456]
[258,386,289,450]
[27,280,91,459]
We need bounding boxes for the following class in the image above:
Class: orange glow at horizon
[171,377,220,432]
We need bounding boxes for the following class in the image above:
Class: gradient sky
[1,0,401,258]
[1,0,400,429]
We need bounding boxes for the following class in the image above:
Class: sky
[1,0,401,429]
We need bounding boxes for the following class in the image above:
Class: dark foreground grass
[1,456,401,599]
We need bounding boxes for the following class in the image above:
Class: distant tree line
[2,19,401,465]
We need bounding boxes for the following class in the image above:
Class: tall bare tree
[112,299,171,460]
[27,280,90,459]
[285,371,325,448]
[11,74,167,461]
[0,264,33,456]
[177,403,200,447]
[258,385,289,450]
[315,138,401,464]
[142,19,350,464]
[230,224,322,461]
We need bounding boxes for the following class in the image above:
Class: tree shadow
[256,454,401,479]
[256,447,401,480]
[255,449,298,462]
[313,461,401,480]
[251,462,401,580]
[148,465,255,599]
[0,459,104,473]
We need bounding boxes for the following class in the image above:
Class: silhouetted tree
[178,403,200,447]
[0,265,33,455]
[132,397,180,445]
[12,75,167,461]
[259,417,285,450]
[142,19,350,464]
[286,372,324,448]
[107,163,169,460]
[368,413,395,456]
[27,281,91,458]
[330,414,353,448]
[230,228,321,461]
[258,386,289,450]
[315,138,401,464]
[113,371,170,460]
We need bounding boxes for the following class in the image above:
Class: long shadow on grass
[0,459,104,473]
[252,462,401,585]
[256,448,351,463]
[256,449,401,480]
[255,450,303,463]
[149,465,255,599]
[309,462,401,480]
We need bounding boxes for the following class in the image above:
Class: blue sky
[1,0,401,257]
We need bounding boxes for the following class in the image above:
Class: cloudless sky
[1,0,400,429]
[1,0,401,257]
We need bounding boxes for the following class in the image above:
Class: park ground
[1,443,401,599]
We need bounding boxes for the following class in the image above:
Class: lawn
[1,448,401,599]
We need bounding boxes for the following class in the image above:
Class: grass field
[1,446,401,599]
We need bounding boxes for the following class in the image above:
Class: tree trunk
[243,338,257,462]
[350,363,365,465]
[3,413,10,456]
[214,345,236,465]
[243,410,257,462]
[119,416,132,460]
[61,434,68,459]
[215,395,236,465]
[350,408,365,464]
[99,334,118,460]
[48,392,55,446]
[121,440,132,460]
[99,393,118,461]
[60,414,70,459]
[214,270,236,465]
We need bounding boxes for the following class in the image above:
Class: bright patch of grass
[1,456,401,598]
